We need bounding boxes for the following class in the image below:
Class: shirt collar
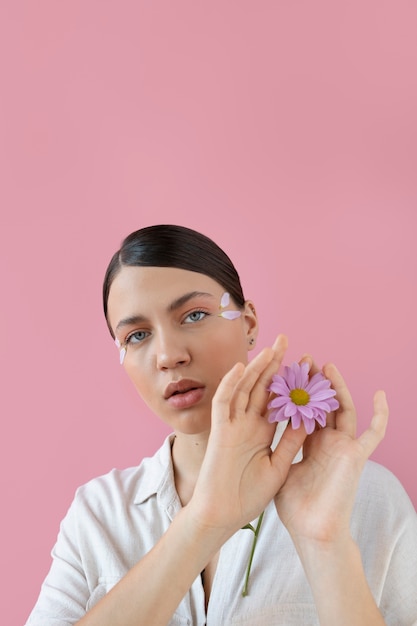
[134,424,301,508]
[133,433,178,510]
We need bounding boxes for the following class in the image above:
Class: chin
[168,413,211,437]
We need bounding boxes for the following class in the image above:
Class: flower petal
[291,412,302,429]
[268,396,290,409]
[219,310,241,320]
[298,405,314,418]
[220,292,230,308]
[297,362,310,388]
[310,389,337,402]
[303,417,316,434]
[268,407,288,423]
[278,405,290,419]
[306,379,330,395]
[268,403,290,422]
[293,363,302,388]
[285,365,297,390]
[284,402,297,417]
[269,379,290,396]
[327,398,340,410]
[309,399,331,409]
[315,412,327,427]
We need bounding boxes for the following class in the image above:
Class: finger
[271,334,289,362]
[213,347,275,424]
[299,353,314,373]
[322,363,356,437]
[357,390,389,457]
[231,346,281,419]
[212,362,246,425]
[250,334,289,416]
[271,421,307,476]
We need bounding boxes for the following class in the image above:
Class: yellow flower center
[289,388,310,406]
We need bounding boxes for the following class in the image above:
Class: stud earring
[249,338,255,345]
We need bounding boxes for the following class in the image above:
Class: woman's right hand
[188,334,307,538]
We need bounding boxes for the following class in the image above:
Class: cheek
[202,327,248,371]
[126,368,163,415]
[123,359,151,397]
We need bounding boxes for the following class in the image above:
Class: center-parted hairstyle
[103,224,245,337]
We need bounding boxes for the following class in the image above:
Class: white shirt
[26,434,417,625]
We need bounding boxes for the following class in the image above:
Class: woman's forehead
[111,265,222,295]
[107,266,223,324]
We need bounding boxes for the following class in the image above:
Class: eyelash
[124,331,146,346]
[124,309,210,346]
[183,309,210,323]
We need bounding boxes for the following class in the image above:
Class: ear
[242,300,259,350]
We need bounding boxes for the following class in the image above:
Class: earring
[249,338,255,345]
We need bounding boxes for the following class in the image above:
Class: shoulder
[355,462,417,622]
[353,459,417,532]
[358,460,412,503]
[70,435,174,517]
[75,464,142,507]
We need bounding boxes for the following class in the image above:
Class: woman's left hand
[274,359,389,546]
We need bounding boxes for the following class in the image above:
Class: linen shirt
[26,434,417,625]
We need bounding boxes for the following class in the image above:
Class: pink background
[1,2,416,624]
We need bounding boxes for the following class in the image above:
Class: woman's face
[107,266,258,435]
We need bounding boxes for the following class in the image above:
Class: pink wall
[1,2,416,624]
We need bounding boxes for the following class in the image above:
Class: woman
[26,224,417,625]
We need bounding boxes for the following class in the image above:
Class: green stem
[241,511,264,597]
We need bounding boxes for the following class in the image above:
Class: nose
[155,330,191,371]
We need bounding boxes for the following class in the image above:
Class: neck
[171,431,209,506]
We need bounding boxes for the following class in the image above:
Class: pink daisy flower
[268,362,339,434]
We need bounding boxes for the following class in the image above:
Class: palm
[200,373,306,529]
[192,337,307,532]
[274,362,388,544]
[275,427,366,541]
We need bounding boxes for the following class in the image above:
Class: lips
[164,379,204,399]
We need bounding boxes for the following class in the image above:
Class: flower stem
[241,511,264,597]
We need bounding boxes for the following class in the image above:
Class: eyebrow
[115,291,217,333]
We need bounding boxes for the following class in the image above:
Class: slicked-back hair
[103,224,245,337]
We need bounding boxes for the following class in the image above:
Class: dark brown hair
[103,224,245,337]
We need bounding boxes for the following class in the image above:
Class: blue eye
[126,330,150,345]
[184,310,208,323]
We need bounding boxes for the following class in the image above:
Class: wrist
[178,503,234,563]
[284,514,353,557]
[291,534,384,625]
[292,531,356,565]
